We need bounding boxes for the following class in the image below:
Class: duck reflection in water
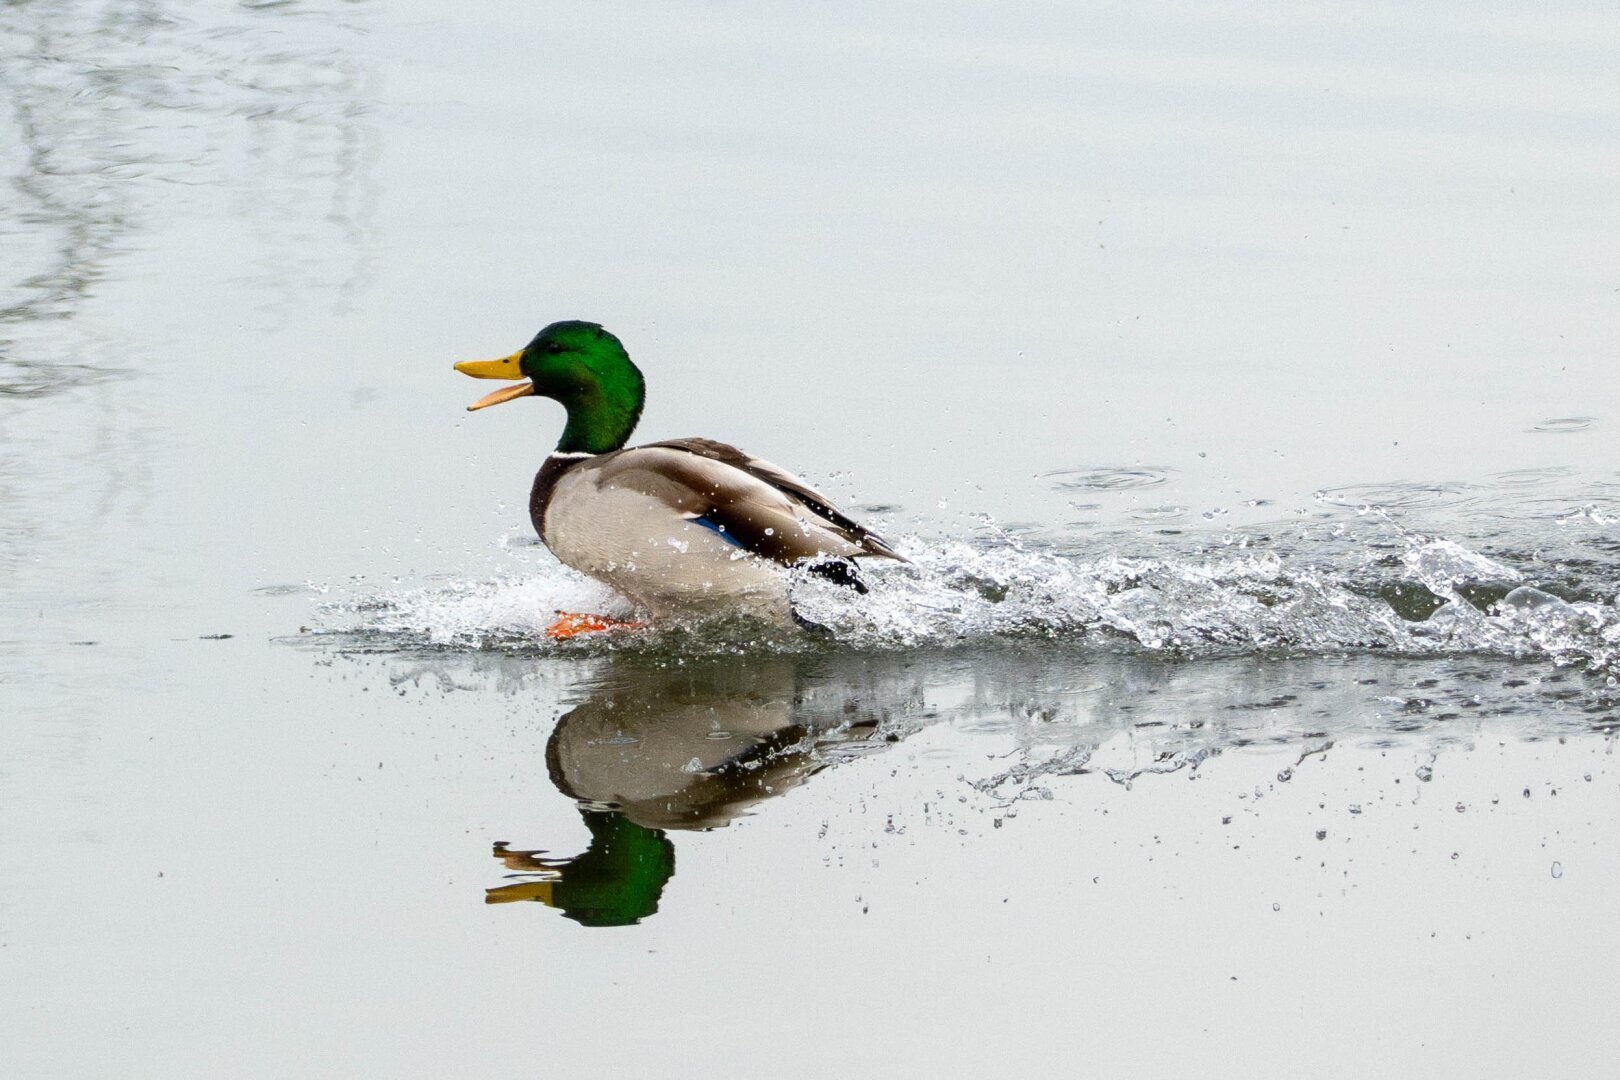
[476,643,1544,925]
[486,654,922,926]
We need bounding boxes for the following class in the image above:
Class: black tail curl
[803,557,868,594]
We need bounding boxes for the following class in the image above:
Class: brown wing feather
[641,438,906,561]
[587,447,861,566]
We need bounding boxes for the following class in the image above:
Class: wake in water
[313,508,1620,677]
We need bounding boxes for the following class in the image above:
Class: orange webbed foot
[544,611,649,639]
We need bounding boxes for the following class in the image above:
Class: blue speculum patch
[692,512,744,547]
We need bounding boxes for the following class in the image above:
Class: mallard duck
[455,321,903,635]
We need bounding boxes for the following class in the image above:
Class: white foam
[316,532,1620,673]
[336,563,628,648]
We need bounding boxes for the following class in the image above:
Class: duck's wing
[643,439,906,561]
[592,439,906,566]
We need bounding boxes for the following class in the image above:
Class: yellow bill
[454,350,524,379]
[464,381,535,411]
[485,880,556,906]
[455,349,533,411]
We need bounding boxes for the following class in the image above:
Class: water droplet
[1272,902,1281,912]
[1551,861,1563,879]
[1276,767,1294,783]
[1416,764,1433,782]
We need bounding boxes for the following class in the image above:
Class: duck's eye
[545,342,565,353]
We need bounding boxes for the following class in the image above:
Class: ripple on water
[1486,494,1620,523]
[1315,480,1486,512]
[1044,465,1175,492]
[1490,466,1576,488]
[1129,505,1189,523]
[1529,417,1597,434]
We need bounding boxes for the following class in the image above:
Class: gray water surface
[5,2,1620,1077]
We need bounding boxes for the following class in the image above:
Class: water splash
[314,528,1620,677]
[329,568,631,650]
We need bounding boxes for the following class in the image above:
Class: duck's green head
[455,320,646,454]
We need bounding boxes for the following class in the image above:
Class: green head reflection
[486,810,674,928]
